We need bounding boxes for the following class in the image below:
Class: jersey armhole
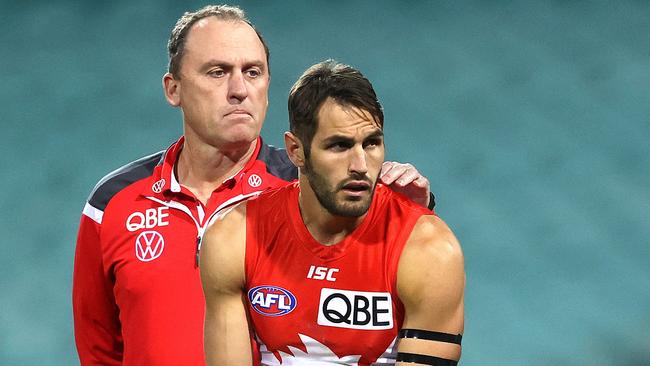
[389,210,430,307]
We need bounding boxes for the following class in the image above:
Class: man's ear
[162,72,181,107]
[284,132,305,168]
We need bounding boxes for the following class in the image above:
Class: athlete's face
[303,98,384,217]
[165,18,269,150]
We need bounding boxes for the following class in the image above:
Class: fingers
[396,167,421,186]
[381,162,431,208]
[413,176,432,207]
[381,162,418,186]
[380,161,410,185]
[411,175,430,189]
[380,161,397,183]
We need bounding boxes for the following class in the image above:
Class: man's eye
[363,139,382,148]
[328,142,351,151]
[246,69,261,78]
[208,69,225,78]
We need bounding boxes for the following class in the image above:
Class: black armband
[428,192,436,210]
[396,352,458,366]
[398,328,462,345]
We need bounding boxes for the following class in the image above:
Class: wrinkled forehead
[315,99,383,138]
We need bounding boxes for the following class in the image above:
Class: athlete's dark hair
[288,60,384,157]
[167,4,270,78]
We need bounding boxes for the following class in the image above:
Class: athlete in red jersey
[243,182,432,365]
[201,61,465,365]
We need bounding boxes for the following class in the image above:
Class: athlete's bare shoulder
[403,215,462,264]
[397,214,465,331]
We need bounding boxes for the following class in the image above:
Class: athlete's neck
[297,178,366,246]
[176,136,257,205]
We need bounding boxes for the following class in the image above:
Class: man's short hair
[288,60,384,156]
[167,4,270,78]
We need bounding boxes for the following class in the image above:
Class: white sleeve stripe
[82,202,104,224]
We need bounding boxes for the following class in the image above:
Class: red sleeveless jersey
[244,182,432,365]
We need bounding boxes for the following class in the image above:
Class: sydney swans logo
[135,230,165,262]
[259,333,362,365]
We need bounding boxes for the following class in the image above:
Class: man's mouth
[225,109,251,117]
[340,181,371,195]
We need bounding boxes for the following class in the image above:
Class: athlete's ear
[162,72,181,107]
[284,131,305,168]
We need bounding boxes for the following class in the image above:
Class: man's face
[176,18,269,149]
[303,98,384,217]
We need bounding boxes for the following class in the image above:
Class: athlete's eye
[327,141,352,151]
[363,138,383,149]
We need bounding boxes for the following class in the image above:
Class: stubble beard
[303,158,377,218]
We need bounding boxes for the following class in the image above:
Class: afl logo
[135,230,165,262]
[248,285,297,317]
[151,179,165,193]
[248,174,262,188]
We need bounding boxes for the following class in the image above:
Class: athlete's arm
[200,203,253,366]
[72,211,123,365]
[380,161,435,210]
[396,215,465,365]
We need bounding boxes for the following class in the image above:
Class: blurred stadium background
[0,1,648,365]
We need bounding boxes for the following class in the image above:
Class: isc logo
[248,285,297,317]
[307,265,339,282]
[317,288,393,330]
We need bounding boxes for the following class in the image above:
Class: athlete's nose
[228,70,248,102]
[348,145,368,175]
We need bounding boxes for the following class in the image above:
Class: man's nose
[228,71,248,102]
[348,146,368,175]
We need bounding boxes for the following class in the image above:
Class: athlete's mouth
[341,181,370,192]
